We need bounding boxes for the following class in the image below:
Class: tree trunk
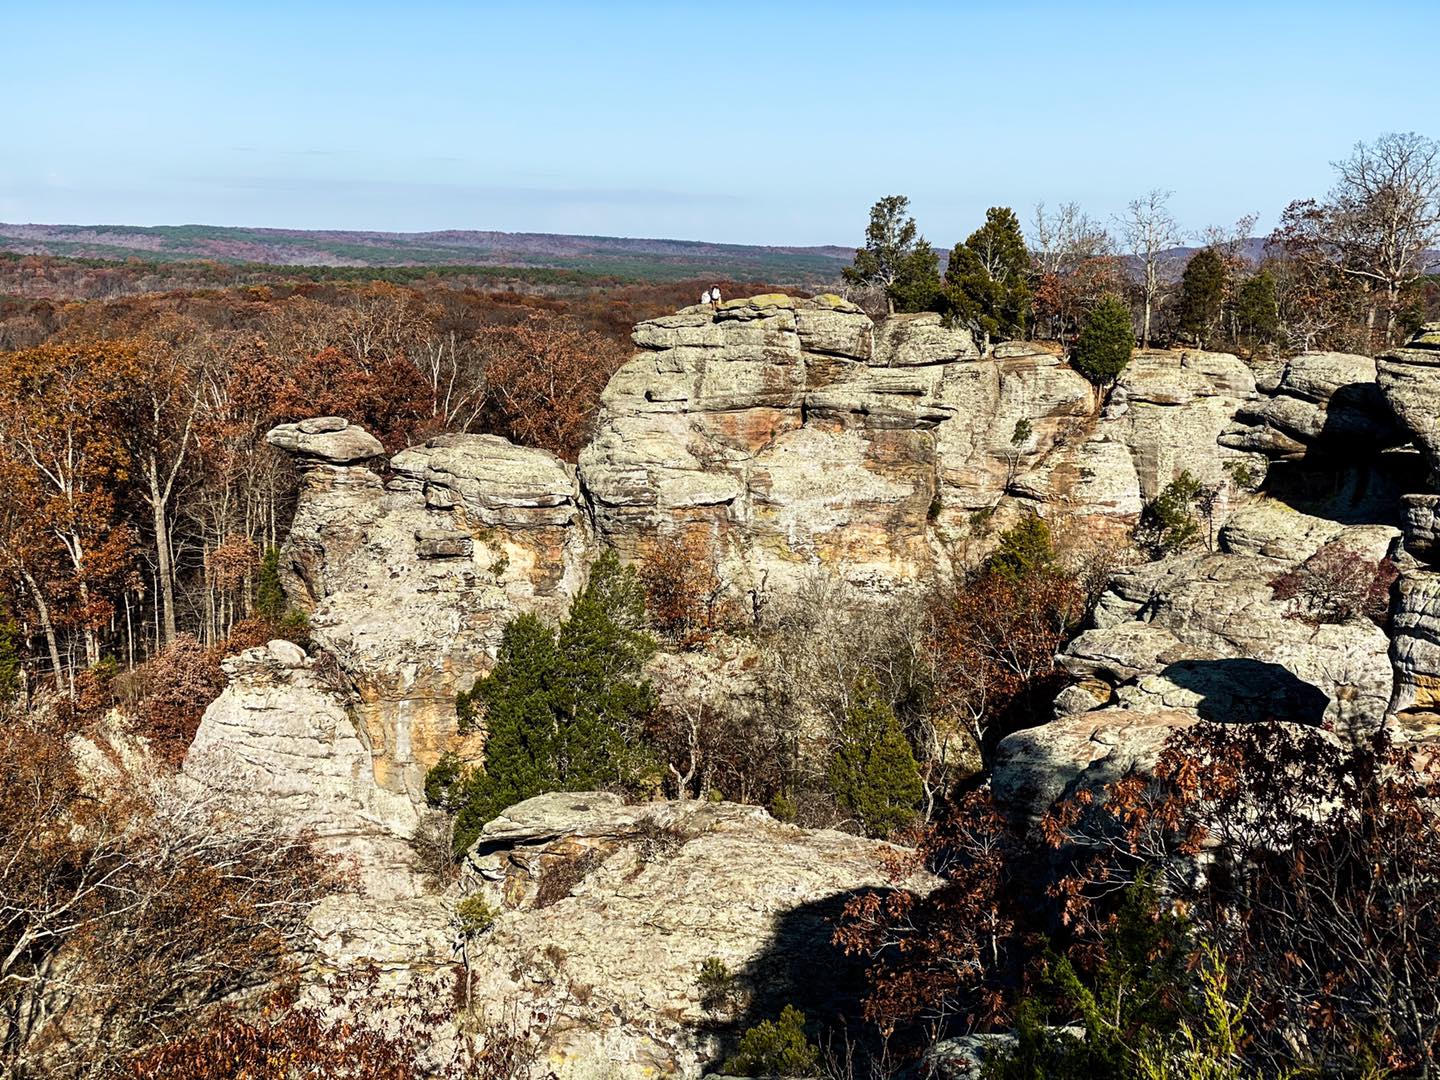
[150,474,177,649]
[20,569,64,693]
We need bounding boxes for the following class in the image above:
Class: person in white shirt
[700,288,713,306]
[709,285,722,309]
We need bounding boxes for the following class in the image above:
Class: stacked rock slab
[582,296,1265,597]
[1378,327,1440,741]
[256,420,589,818]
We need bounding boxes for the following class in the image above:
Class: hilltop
[0,222,853,284]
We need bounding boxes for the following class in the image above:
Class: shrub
[456,894,498,936]
[927,561,1084,764]
[697,956,743,1022]
[640,532,725,647]
[827,675,923,838]
[723,1004,820,1078]
[982,875,1192,1080]
[1072,295,1134,385]
[1135,471,1203,558]
[1268,541,1397,626]
[0,612,22,705]
[768,792,798,823]
[135,634,226,764]
[410,809,458,880]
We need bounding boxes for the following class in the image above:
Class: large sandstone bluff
[181,306,1440,1078]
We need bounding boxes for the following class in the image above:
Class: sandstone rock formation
[183,640,426,897]
[581,297,1264,599]
[1378,324,1440,483]
[272,429,590,816]
[1048,516,1396,732]
[448,792,935,1080]
[1222,351,1404,460]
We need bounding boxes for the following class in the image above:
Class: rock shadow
[1158,657,1328,726]
[1262,382,1421,526]
[703,888,887,1072]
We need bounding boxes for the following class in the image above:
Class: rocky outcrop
[183,641,426,897]
[307,792,935,1080]
[1222,351,1405,460]
[1063,534,1394,732]
[1378,324,1440,483]
[580,297,1265,598]
[273,432,590,819]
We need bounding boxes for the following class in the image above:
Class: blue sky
[3,0,1437,246]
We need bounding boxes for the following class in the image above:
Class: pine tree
[984,515,1058,583]
[843,195,943,314]
[1072,295,1135,385]
[1175,247,1227,346]
[255,546,286,621]
[828,676,923,838]
[1235,268,1279,344]
[945,207,1032,343]
[436,550,657,854]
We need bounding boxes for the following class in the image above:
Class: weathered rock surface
[1386,569,1440,741]
[310,792,934,1080]
[1078,544,1393,732]
[183,641,426,897]
[994,707,1199,829]
[1222,351,1404,459]
[581,298,1267,597]
[265,415,385,463]
[274,434,590,819]
[1378,324,1440,483]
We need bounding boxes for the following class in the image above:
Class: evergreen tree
[828,676,923,838]
[1072,295,1135,385]
[255,546,286,621]
[1175,247,1227,346]
[945,207,1032,343]
[1235,268,1279,344]
[984,515,1058,583]
[843,195,943,314]
[983,875,1193,1080]
[0,612,22,703]
[723,1005,820,1078]
[436,550,657,854]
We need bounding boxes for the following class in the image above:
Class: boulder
[265,416,385,464]
[993,708,1196,829]
[311,793,938,1080]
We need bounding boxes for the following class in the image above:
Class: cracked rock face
[1222,351,1405,460]
[183,641,426,897]
[442,792,937,1080]
[274,434,590,824]
[1379,324,1440,484]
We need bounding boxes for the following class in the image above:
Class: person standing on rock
[709,285,722,310]
[700,287,713,307]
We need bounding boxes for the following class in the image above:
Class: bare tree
[1118,189,1183,348]
[1326,131,1440,344]
[1030,201,1112,278]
